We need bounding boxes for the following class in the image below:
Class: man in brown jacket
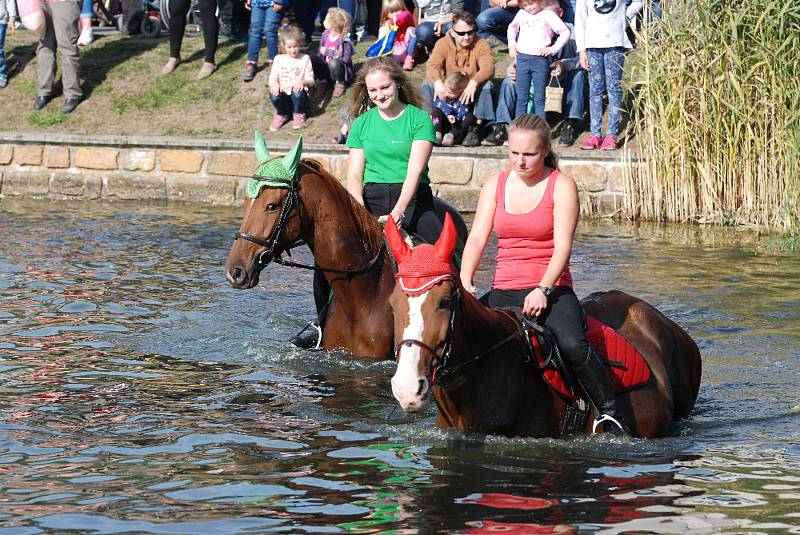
[422,10,495,146]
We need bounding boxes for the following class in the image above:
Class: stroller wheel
[141,15,162,37]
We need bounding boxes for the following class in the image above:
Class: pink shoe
[579,134,602,150]
[600,135,618,150]
[332,82,345,98]
[269,114,289,132]
[402,54,415,71]
[292,113,306,129]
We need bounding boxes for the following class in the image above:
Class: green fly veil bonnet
[245,132,303,199]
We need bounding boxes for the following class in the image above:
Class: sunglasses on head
[452,28,476,36]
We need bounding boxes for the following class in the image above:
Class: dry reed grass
[623,0,800,232]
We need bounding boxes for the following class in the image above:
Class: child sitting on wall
[431,72,477,146]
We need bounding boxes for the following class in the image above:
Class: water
[0,200,798,534]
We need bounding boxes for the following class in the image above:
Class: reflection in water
[0,200,798,533]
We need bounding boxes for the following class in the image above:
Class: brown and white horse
[385,215,703,438]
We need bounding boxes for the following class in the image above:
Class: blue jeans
[270,91,308,116]
[422,79,495,124]
[495,68,585,124]
[80,0,93,19]
[247,4,282,62]
[0,23,6,78]
[476,7,516,43]
[515,53,550,119]
[587,47,624,136]
[559,0,576,24]
[416,21,452,50]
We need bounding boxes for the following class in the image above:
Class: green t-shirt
[346,104,437,185]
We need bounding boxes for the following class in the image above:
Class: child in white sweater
[268,26,315,131]
[575,0,642,150]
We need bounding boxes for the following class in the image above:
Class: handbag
[367,22,398,58]
[544,75,564,113]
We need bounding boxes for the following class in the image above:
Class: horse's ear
[434,213,457,264]
[254,131,270,163]
[385,219,411,265]
[281,136,303,178]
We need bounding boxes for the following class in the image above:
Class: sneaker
[290,321,323,350]
[435,131,443,144]
[292,113,306,129]
[462,125,482,147]
[402,54,415,71]
[600,135,618,151]
[579,134,602,150]
[77,27,94,46]
[559,120,577,147]
[332,82,346,98]
[442,133,455,146]
[242,62,256,82]
[0,74,7,88]
[483,123,508,146]
[269,114,289,131]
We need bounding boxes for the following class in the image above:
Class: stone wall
[0,133,631,215]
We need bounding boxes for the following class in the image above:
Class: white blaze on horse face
[392,292,430,413]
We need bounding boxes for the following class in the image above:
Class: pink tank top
[492,168,573,290]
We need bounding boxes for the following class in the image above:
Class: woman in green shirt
[345,56,443,241]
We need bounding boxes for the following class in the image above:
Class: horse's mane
[299,159,385,258]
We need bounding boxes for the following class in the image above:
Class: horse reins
[234,174,386,279]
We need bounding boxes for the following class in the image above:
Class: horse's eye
[438,298,452,310]
[265,203,279,213]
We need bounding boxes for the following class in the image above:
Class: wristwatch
[536,285,554,297]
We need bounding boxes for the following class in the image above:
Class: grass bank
[624,0,800,233]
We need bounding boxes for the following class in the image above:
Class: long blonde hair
[380,0,407,23]
[348,57,423,118]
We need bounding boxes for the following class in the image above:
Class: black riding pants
[481,285,592,371]
[311,183,444,315]
[169,0,219,64]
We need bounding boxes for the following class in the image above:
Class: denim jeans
[586,47,624,136]
[0,23,7,78]
[416,21,452,50]
[422,79,495,124]
[270,91,308,116]
[495,67,586,125]
[559,0,576,24]
[476,7,516,43]
[247,4,282,62]
[80,0,93,19]
[515,53,550,119]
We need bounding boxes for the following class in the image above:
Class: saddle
[526,314,653,401]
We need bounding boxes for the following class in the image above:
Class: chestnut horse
[224,134,467,359]
[385,215,702,438]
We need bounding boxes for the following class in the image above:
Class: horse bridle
[234,174,301,270]
[394,285,527,385]
[233,174,387,279]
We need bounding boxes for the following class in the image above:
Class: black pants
[481,285,591,372]
[432,110,477,145]
[311,183,454,315]
[169,0,220,64]
[311,56,346,84]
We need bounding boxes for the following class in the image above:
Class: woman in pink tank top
[459,114,628,435]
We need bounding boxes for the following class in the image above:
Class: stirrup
[592,413,626,434]
[291,321,323,351]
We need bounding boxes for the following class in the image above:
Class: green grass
[26,110,68,127]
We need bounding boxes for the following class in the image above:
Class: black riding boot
[290,271,328,351]
[574,349,629,435]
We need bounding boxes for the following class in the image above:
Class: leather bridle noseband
[394,285,525,385]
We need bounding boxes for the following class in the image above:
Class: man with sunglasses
[422,10,496,147]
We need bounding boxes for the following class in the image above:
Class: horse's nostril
[230,266,246,284]
[416,378,427,397]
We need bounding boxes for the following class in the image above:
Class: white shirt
[575,0,643,52]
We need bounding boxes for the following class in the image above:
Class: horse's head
[225,133,305,289]
[386,213,460,413]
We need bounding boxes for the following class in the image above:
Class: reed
[623,0,800,232]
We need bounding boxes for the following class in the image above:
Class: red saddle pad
[532,315,652,400]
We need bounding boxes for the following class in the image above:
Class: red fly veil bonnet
[385,213,458,296]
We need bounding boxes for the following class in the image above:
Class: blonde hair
[324,7,351,37]
[508,114,558,168]
[278,25,305,54]
[348,57,423,118]
[444,72,469,95]
[380,0,407,22]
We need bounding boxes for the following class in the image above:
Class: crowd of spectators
[0,0,654,148]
